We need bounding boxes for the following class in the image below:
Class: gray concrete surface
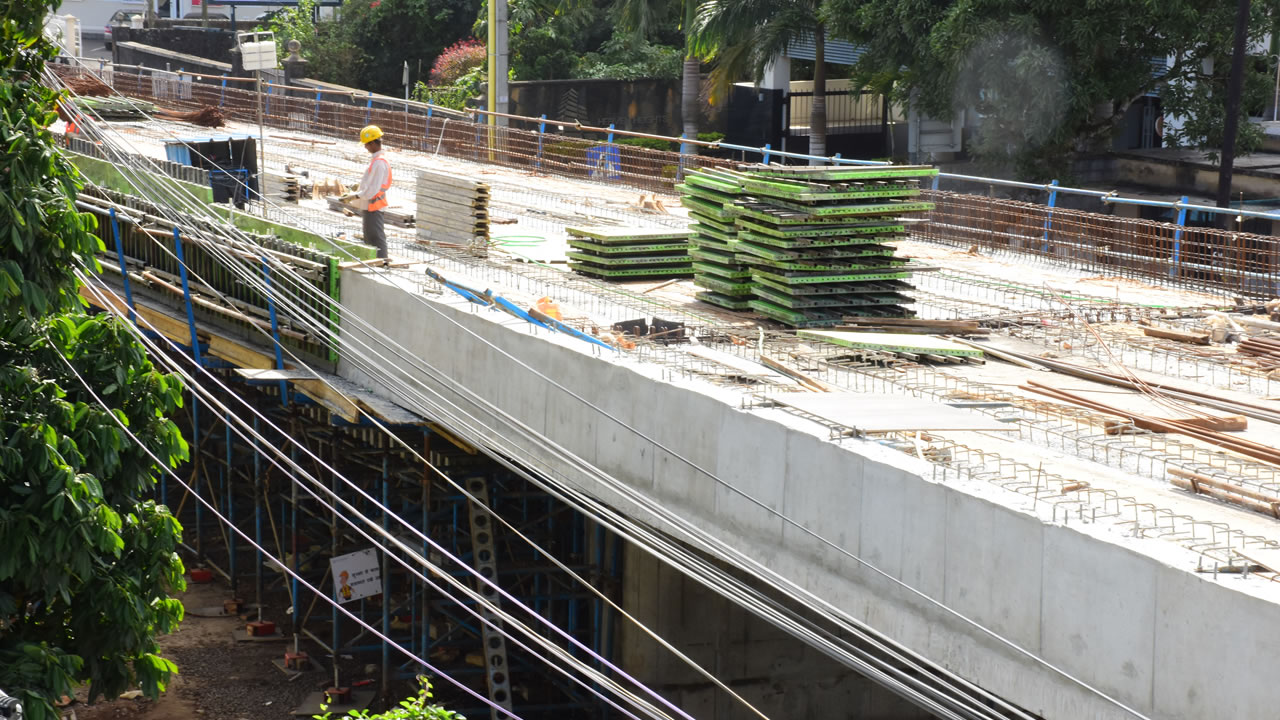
[338,268,1280,720]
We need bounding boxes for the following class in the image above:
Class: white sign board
[330,548,381,604]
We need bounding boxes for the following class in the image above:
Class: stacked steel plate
[678,170,755,310]
[727,164,936,327]
[566,226,693,279]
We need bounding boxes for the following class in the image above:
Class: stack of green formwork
[677,170,754,310]
[566,226,693,280]
[727,164,937,327]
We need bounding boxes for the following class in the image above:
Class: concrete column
[760,55,790,92]
[282,41,309,97]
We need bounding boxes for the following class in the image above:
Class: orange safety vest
[366,155,392,212]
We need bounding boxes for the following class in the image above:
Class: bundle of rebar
[155,105,227,128]
[59,73,112,97]
[679,170,754,310]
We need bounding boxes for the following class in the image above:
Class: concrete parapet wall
[338,269,1280,720]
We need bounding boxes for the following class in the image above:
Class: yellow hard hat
[360,125,383,144]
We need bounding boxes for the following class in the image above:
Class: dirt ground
[70,579,319,720]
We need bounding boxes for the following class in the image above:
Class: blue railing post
[763,143,771,165]
[314,89,322,123]
[171,226,201,365]
[260,257,289,405]
[536,114,546,169]
[220,74,227,107]
[1171,195,1189,277]
[1041,179,1059,252]
[108,209,136,324]
[676,133,687,182]
[606,123,615,145]
[365,91,373,123]
[425,105,433,146]
[932,174,940,191]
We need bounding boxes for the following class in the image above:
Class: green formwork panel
[689,246,738,265]
[753,284,914,309]
[696,291,753,310]
[694,274,756,295]
[690,222,738,244]
[681,195,737,222]
[751,268,913,285]
[687,210,737,234]
[736,210,905,234]
[689,234,735,253]
[570,262,693,279]
[748,299,846,327]
[753,275,913,296]
[680,181,742,204]
[566,226,691,243]
[736,229,902,250]
[682,173,743,195]
[733,239,898,263]
[746,164,940,182]
[566,250,690,267]
[738,177,922,203]
[568,238,691,255]
[742,253,910,272]
[753,197,935,217]
[692,261,753,280]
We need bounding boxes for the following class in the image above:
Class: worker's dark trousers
[362,209,388,259]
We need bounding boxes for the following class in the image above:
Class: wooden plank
[1141,325,1211,345]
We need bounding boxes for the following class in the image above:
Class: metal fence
[101,67,739,195]
[72,65,1280,299]
[786,89,887,136]
[919,190,1280,298]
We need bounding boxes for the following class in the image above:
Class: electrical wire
[62,105,1039,717]
[52,84,779,720]
[73,268,683,720]
[50,61,1153,720]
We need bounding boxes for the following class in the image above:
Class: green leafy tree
[692,0,830,159]
[615,0,702,144]
[260,0,367,86]
[576,30,682,80]
[826,0,1277,178]
[1,0,189,717]
[262,0,474,94]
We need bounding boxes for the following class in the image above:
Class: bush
[697,131,726,143]
[430,38,485,87]
[617,137,677,152]
[414,63,485,111]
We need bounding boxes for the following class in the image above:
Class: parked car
[182,10,229,20]
[103,9,137,49]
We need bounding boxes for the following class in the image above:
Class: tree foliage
[692,0,829,157]
[826,0,1277,178]
[261,0,474,94]
[1,0,189,717]
[430,38,487,86]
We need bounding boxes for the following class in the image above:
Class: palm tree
[692,0,828,161]
[615,0,701,150]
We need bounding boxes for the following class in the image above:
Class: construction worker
[354,124,391,259]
